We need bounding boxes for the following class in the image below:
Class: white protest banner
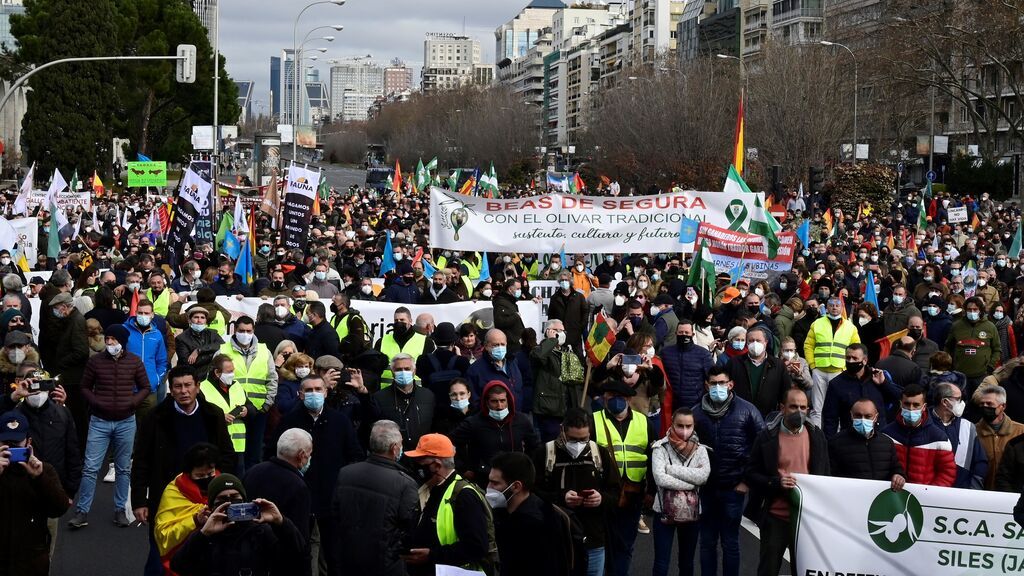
[27,189,91,210]
[10,217,39,267]
[947,206,968,224]
[695,222,795,280]
[793,474,1023,575]
[199,297,544,345]
[429,187,771,254]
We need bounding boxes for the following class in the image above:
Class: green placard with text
[127,161,168,187]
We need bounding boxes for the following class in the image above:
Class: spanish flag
[733,90,745,176]
[876,329,909,360]
[886,231,895,250]
[822,208,835,238]
[92,171,105,197]
[970,212,981,230]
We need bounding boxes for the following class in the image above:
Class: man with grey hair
[1,273,30,320]
[930,382,987,489]
[977,384,1024,490]
[332,420,419,576]
[726,326,793,417]
[414,313,436,336]
[244,427,314,572]
[467,328,525,408]
[372,353,436,450]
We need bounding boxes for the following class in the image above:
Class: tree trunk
[139,88,156,156]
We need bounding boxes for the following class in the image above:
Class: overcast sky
[218,0,527,114]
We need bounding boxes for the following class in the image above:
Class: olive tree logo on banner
[436,191,477,241]
[867,489,924,553]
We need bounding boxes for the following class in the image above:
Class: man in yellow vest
[593,379,653,576]
[219,316,277,471]
[199,354,251,472]
[404,433,498,576]
[374,307,436,388]
[145,271,179,318]
[330,293,368,363]
[803,297,861,426]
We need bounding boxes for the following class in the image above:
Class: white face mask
[106,343,122,356]
[637,281,649,289]
[192,270,202,280]
[219,372,235,386]
[747,341,766,358]
[622,363,638,376]
[234,332,254,345]
[361,285,373,295]
[295,367,311,378]
[556,331,566,346]
[858,316,871,327]
[482,289,493,298]
[948,398,966,418]
[614,295,626,307]
[565,440,588,459]
[782,350,796,361]
[275,305,289,319]
[7,348,25,364]
[646,346,656,358]
[26,391,48,408]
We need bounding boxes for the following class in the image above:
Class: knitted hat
[104,324,130,348]
[207,473,246,506]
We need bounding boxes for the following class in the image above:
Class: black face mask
[272,281,285,289]
[432,283,445,291]
[746,305,761,316]
[393,323,409,336]
[846,361,864,374]
[630,317,642,327]
[193,476,213,493]
[678,336,693,347]
[907,328,923,340]
[981,406,999,423]
[293,300,307,311]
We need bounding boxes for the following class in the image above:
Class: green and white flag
[425,156,438,172]
[447,169,461,191]
[686,237,718,309]
[386,173,394,191]
[415,159,429,192]
[479,162,499,197]
[723,164,752,195]
[1010,220,1023,259]
[748,194,780,258]
[917,196,928,231]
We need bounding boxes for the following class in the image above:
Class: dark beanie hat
[104,324,130,347]
[207,473,246,506]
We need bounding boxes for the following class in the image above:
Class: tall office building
[277,49,297,124]
[235,80,254,123]
[494,0,565,84]
[422,33,485,94]
[269,56,281,118]
[190,0,217,50]
[329,60,384,122]
[383,59,413,96]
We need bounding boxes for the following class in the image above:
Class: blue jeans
[699,488,745,576]
[77,415,136,513]
[244,409,268,471]
[607,504,642,576]
[586,547,605,576]
[653,513,699,576]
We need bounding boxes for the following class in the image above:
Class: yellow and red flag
[392,160,403,199]
[822,208,834,237]
[886,231,895,250]
[732,90,745,175]
[876,329,909,360]
[585,310,617,366]
[92,171,105,197]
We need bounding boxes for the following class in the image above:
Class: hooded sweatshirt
[449,380,541,484]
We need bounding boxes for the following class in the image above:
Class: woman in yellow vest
[199,354,251,471]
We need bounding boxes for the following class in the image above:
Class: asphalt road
[51,479,784,576]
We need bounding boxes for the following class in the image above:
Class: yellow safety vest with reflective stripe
[594,409,649,483]
[436,474,496,574]
[218,342,272,410]
[207,308,228,336]
[332,312,365,343]
[464,257,480,281]
[379,332,427,388]
[146,288,171,317]
[435,256,448,270]
[199,380,247,452]
[525,260,540,280]
[808,316,860,372]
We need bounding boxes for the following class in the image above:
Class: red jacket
[882,411,956,487]
[79,349,151,421]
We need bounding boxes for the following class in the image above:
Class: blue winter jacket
[660,342,713,412]
[467,354,526,410]
[124,318,168,392]
[693,394,765,489]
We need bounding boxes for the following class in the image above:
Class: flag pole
[579,363,593,409]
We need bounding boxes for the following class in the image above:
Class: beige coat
[976,415,1024,489]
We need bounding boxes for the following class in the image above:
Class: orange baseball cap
[406,433,456,458]
[720,286,742,304]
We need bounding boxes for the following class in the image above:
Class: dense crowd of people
[1,179,1024,576]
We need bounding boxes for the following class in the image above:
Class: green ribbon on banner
[725,199,749,232]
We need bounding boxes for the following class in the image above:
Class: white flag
[233,195,249,235]
[45,168,67,208]
[13,163,34,216]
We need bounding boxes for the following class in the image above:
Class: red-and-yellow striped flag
[732,90,745,176]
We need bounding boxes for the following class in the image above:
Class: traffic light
[809,166,825,195]
[176,44,196,84]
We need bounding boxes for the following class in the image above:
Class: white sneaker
[103,463,115,483]
[637,517,651,535]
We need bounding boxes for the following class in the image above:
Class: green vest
[594,409,649,483]
[146,288,172,317]
[379,332,427,388]
[199,380,248,452]
[436,474,497,575]
[218,341,272,410]
[463,257,480,280]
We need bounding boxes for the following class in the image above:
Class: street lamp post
[292,0,345,160]
[820,40,858,162]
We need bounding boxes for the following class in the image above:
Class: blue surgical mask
[396,447,403,462]
[452,399,470,410]
[559,280,571,290]
[260,245,271,255]
[299,455,312,475]
[605,396,628,414]
[513,289,522,299]
[901,408,922,425]
[818,305,827,316]
[489,408,510,421]
[967,311,980,322]
[650,273,660,282]
[303,391,325,412]
[315,271,327,281]
[190,323,206,333]
[490,345,507,361]
[731,340,745,351]
[394,370,414,388]
[709,384,729,403]
[136,314,152,327]
[852,418,874,437]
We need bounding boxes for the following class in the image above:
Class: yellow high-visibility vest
[379,332,426,388]
[218,342,272,410]
[594,409,649,483]
[199,379,247,452]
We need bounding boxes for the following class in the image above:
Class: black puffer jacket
[827,428,906,481]
[693,394,765,489]
[449,381,541,485]
[79,350,151,421]
[492,292,525,355]
[746,418,830,520]
[17,399,82,497]
[331,455,420,576]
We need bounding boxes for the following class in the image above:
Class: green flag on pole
[917,196,928,232]
[479,162,499,197]
[447,169,461,191]
[748,194,780,258]
[686,238,718,309]
[1010,220,1023,259]
[415,159,429,191]
[425,156,438,172]
[723,164,752,194]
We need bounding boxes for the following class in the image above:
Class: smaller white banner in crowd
[947,206,968,224]
[794,474,1024,575]
[27,189,92,210]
